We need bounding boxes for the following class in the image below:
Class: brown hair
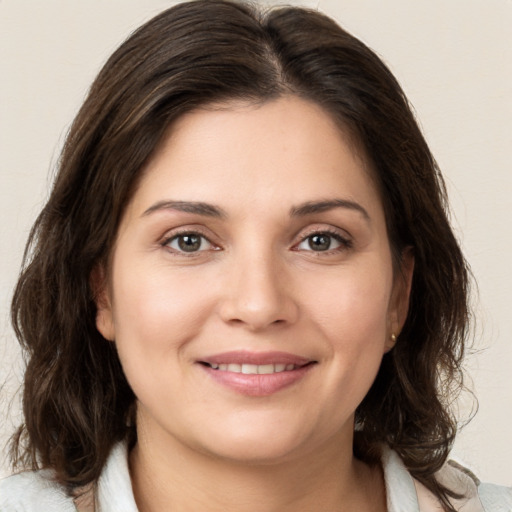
[10,1,471,509]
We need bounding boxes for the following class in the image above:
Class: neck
[129,420,386,512]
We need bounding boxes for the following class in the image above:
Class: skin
[96,96,413,511]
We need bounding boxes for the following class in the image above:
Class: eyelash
[161,229,218,257]
[295,229,353,254]
[161,228,353,256]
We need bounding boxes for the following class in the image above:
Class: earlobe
[90,264,115,341]
[96,306,115,341]
[384,332,398,353]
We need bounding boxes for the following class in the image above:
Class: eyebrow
[142,200,227,218]
[142,198,370,221]
[290,199,370,221]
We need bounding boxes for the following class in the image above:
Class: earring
[390,333,397,343]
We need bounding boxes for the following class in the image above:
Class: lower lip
[199,364,314,397]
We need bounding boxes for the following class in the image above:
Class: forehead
[125,96,383,221]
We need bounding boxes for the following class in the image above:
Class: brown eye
[296,231,349,253]
[308,234,333,251]
[166,233,212,253]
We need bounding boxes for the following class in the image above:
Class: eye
[296,231,350,252]
[165,232,213,253]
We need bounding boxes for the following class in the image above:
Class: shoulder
[0,442,136,512]
[416,458,512,512]
[478,481,512,511]
[442,460,512,511]
[0,470,77,512]
[382,447,512,512]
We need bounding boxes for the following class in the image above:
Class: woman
[1,1,510,510]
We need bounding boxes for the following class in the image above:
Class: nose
[218,249,299,331]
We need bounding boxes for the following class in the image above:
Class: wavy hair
[10,1,471,509]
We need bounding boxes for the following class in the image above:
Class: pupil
[309,234,331,251]
[178,234,201,252]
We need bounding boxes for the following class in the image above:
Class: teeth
[208,363,298,374]
[242,364,258,374]
[257,364,274,374]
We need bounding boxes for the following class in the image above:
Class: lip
[200,350,312,366]
[197,351,316,397]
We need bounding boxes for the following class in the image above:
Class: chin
[203,442,302,466]
[192,424,309,466]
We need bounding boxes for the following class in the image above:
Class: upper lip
[199,350,314,366]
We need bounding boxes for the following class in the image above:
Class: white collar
[96,442,139,512]
[381,448,421,512]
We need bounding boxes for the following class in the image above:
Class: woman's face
[96,96,411,464]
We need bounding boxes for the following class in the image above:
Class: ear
[385,247,414,352]
[90,264,115,341]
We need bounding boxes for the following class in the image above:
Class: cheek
[109,266,216,418]
[114,259,202,325]
[303,263,392,388]
[307,264,392,338]
[109,260,215,374]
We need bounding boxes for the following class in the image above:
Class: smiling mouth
[200,362,310,374]
[198,353,316,396]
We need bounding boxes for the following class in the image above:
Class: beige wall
[1,0,511,485]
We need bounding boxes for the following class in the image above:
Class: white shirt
[1,442,511,511]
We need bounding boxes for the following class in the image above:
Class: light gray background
[1,0,511,485]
